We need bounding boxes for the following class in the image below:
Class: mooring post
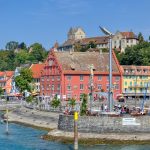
[74,111,78,150]
[6,105,9,134]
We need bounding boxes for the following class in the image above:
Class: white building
[112,31,139,52]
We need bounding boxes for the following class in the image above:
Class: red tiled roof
[30,64,44,78]
[80,36,109,45]
[61,36,109,47]
[54,51,120,74]
[6,71,14,77]
[120,32,138,39]
[0,71,14,77]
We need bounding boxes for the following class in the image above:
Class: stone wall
[58,114,150,133]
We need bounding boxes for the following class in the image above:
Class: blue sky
[0,0,150,50]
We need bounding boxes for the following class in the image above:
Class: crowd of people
[100,104,130,114]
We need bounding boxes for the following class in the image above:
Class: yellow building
[121,65,150,99]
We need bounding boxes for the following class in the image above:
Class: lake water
[0,115,150,149]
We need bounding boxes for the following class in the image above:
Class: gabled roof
[80,36,109,45]
[54,51,120,74]
[30,64,44,78]
[0,71,14,77]
[120,32,138,39]
[60,36,109,47]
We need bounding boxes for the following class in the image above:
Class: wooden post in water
[74,111,78,150]
[6,105,9,134]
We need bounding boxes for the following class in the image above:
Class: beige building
[68,27,86,40]
[58,27,139,52]
[112,31,139,52]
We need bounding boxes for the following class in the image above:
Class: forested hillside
[0,41,48,71]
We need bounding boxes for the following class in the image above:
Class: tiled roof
[0,71,14,77]
[120,32,138,39]
[121,65,150,75]
[54,51,120,74]
[80,36,109,45]
[30,64,44,78]
[61,36,109,47]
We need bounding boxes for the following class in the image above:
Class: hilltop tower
[67,27,86,40]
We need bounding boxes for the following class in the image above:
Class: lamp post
[99,26,113,112]
[88,64,94,113]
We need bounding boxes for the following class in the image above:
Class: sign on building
[122,118,140,126]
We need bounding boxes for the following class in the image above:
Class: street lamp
[99,26,113,112]
[88,64,94,113]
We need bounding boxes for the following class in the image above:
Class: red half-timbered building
[40,50,122,100]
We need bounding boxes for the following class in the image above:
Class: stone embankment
[5,107,150,145]
[44,129,150,145]
[58,114,150,133]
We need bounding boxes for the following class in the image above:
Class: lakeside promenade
[6,107,150,144]
[7,107,59,130]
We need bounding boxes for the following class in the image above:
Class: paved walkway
[8,107,59,129]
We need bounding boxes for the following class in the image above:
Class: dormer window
[132,69,135,73]
[137,69,141,72]
[143,69,148,73]
[70,63,75,70]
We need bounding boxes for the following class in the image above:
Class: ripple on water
[0,121,150,150]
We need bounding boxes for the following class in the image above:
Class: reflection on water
[0,115,149,150]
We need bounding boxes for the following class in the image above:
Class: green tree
[0,87,4,96]
[7,50,16,70]
[5,41,19,50]
[74,41,97,52]
[68,98,76,110]
[138,32,144,43]
[119,41,150,66]
[51,96,61,108]
[18,42,27,50]
[88,41,97,48]
[29,43,47,62]
[15,68,33,93]
[26,95,33,103]
[0,42,48,71]
[80,93,88,116]
[15,50,28,66]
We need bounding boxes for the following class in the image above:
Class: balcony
[128,84,150,88]
[123,90,150,96]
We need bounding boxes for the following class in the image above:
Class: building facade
[121,65,150,99]
[68,27,86,40]
[10,67,21,96]
[30,63,44,95]
[112,31,139,52]
[0,71,14,95]
[58,27,139,53]
[40,50,122,100]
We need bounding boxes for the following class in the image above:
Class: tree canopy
[15,68,33,93]
[0,41,48,71]
[138,32,144,44]
[118,41,150,66]
[5,41,19,50]
[0,87,4,96]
